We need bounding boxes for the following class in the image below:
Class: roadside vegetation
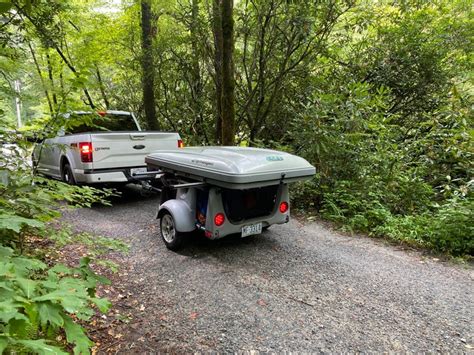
[0,128,127,353]
[0,0,472,351]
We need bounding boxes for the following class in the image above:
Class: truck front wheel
[160,211,184,251]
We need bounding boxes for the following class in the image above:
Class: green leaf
[11,257,47,276]
[15,278,38,299]
[0,213,44,233]
[0,2,12,14]
[79,257,91,268]
[38,302,64,328]
[33,289,87,314]
[92,297,111,313]
[23,301,39,327]
[63,317,94,355]
[14,339,68,355]
[48,264,73,275]
[0,299,29,323]
[0,336,8,353]
[0,308,29,323]
[0,245,13,257]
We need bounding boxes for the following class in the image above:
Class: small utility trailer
[142,147,315,250]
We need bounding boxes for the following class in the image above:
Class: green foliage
[0,123,120,352]
[287,3,473,255]
[0,246,110,354]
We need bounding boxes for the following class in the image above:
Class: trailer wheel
[160,211,184,250]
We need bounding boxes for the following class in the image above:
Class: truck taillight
[178,139,184,148]
[79,142,93,163]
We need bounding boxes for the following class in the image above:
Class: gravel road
[62,187,473,353]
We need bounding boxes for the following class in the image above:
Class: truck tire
[160,211,184,251]
[62,163,76,185]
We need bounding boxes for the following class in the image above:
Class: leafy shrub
[0,246,110,354]
[425,197,474,255]
[288,73,473,256]
[0,126,123,352]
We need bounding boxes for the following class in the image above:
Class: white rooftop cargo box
[145,146,315,189]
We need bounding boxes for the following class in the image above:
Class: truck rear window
[66,113,138,134]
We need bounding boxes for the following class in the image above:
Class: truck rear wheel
[62,163,76,185]
[160,211,184,251]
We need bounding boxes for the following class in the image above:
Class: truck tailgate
[90,132,180,170]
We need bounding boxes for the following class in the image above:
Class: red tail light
[178,139,184,148]
[214,213,225,226]
[79,142,93,163]
[97,111,106,117]
[279,201,289,213]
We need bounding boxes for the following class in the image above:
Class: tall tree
[140,0,159,130]
[189,0,208,142]
[212,0,223,143]
[213,0,235,145]
[220,0,235,145]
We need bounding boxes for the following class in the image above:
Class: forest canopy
[1,0,473,255]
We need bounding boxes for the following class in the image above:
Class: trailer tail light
[178,139,184,148]
[214,213,225,226]
[279,201,289,213]
[79,142,93,163]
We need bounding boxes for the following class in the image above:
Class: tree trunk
[45,52,58,107]
[190,0,208,143]
[140,0,159,130]
[220,0,235,145]
[212,0,223,143]
[95,65,110,109]
[27,41,54,115]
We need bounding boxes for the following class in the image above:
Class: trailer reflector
[214,213,225,226]
[279,201,289,213]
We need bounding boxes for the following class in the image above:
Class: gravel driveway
[62,187,473,353]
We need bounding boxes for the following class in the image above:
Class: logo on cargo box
[266,156,283,161]
[191,159,214,166]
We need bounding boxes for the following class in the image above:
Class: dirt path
[61,188,473,353]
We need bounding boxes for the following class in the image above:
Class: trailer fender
[157,199,196,233]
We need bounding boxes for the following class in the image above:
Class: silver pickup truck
[33,110,182,185]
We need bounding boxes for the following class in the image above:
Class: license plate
[241,223,262,238]
[130,167,148,176]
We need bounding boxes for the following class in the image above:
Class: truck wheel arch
[60,156,70,173]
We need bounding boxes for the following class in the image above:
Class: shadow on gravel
[95,184,160,207]
[176,229,279,258]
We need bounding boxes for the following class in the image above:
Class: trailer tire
[160,211,184,251]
